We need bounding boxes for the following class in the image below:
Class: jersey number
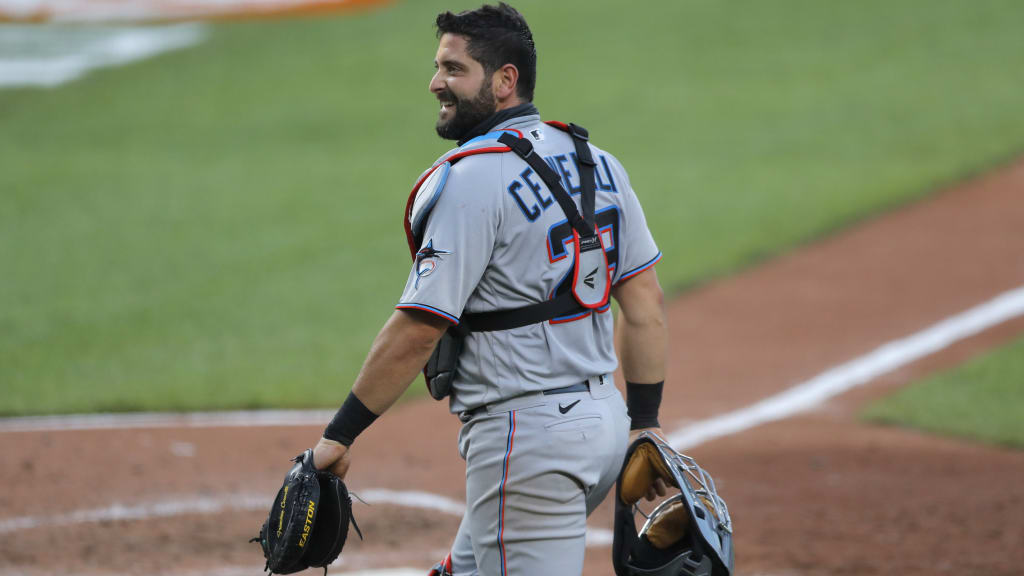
[546,206,620,311]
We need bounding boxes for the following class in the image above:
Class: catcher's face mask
[612,432,734,576]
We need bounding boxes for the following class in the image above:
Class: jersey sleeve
[610,157,661,283]
[396,154,503,324]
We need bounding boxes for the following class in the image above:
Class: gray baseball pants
[442,374,630,576]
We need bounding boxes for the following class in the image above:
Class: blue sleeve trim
[396,303,459,325]
[460,129,520,148]
[550,309,592,324]
[617,252,662,283]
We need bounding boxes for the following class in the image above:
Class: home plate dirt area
[2,159,1023,576]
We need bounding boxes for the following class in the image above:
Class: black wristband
[626,381,663,430]
[323,392,379,446]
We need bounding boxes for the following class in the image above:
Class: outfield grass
[3,0,1024,414]
[863,335,1024,449]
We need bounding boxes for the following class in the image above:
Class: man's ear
[492,63,520,101]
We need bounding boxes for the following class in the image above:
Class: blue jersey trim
[395,303,459,325]
[460,129,520,149]
[617,252,662,283]
[551,309,592,324]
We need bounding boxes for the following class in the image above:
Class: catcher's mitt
[251,449,361,575]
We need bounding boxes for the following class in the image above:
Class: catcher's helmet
[612,432,733,576]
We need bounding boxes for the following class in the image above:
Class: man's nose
[429,71,445,94]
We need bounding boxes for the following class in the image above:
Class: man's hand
[630,426,667,501]
[313,437,352,479]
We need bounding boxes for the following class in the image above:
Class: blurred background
[3,0,1023,416]
[2,3,1024,574]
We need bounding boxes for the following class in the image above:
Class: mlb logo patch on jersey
[529,128,545,142]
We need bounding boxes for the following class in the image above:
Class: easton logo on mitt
[250,449,361,575]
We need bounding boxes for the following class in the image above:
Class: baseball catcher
[286,4,688,575]
[613,432,734,576]
[250,449,361,575]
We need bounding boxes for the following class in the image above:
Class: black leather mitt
[251,449,361,575]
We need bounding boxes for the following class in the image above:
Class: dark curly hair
[435,3,537,102]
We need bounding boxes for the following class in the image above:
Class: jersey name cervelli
[505,152,620,223]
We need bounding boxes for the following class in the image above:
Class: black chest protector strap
[455,128,598,334]
[456,292,578,335]
[497,130,595,234]
[567,123,598,229]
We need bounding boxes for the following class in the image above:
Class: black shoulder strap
[459,126,599,333]
[497,132,595,238]
[567,123,597,227]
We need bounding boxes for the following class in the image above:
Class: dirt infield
[2,159,1024,575]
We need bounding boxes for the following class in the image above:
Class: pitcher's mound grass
[863,334,1024,449]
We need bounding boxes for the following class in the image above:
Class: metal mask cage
[637,432,732,537]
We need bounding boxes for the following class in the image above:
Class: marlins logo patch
[415,240,451,288]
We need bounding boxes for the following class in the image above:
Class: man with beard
[310,4,669,575]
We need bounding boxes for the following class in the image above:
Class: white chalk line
[0,490,454,534]
[191,565,423,569]
[2,283,1023,565]
[668,284,1024,449]
[0,567,422,576]
[0,23,207,88]
[0,408,337,433]
[0,487,615,547]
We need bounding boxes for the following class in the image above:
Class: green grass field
[863,335,1024,448]
[3,0,1024,415]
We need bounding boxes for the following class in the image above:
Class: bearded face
[430,34,499,141]
[434,72,496,140]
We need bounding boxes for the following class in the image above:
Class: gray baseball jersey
[397,113,661,413]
